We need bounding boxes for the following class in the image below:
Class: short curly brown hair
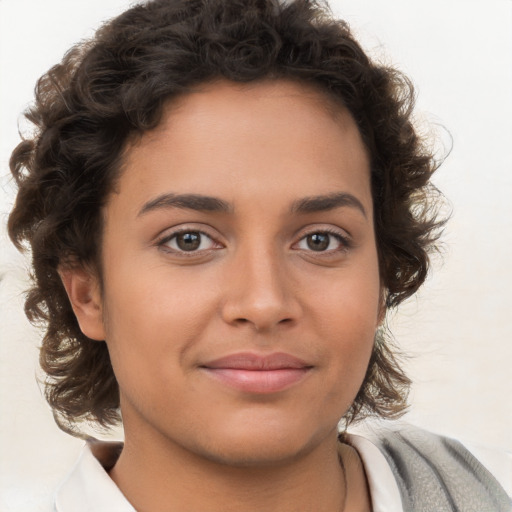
[8,0,444,436]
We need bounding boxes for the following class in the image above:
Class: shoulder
[361,423,512,512]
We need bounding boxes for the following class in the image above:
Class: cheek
[309,257,381,331]
[104,254,215,332]
[307,263,380,383]
[99,267,212,388]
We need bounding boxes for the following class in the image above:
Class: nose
[220,244,301,332]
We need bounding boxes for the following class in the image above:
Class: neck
[110,428,351,512]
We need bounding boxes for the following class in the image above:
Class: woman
[6,0,511,510]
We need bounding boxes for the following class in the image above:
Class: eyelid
[292,226,353,253]
[154,223,352,257]
[156,224,224,255]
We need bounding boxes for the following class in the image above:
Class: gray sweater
[372,425,512,512]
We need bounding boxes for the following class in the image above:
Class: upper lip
[201,352,312,370]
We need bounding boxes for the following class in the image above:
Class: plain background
[1,0,511,510]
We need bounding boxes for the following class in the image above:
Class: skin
[62,79,380,511]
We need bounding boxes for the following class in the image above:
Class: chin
[196,440,313,469]
[187,417,337,469]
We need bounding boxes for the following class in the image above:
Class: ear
[59,266,106,341]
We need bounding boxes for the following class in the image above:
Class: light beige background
[1,0,511,510]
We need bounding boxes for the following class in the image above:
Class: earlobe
[58,266,106,341]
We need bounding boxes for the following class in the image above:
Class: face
[72,79,382,466]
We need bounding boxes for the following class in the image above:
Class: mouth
[199,352,313,394]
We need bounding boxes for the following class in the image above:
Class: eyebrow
[138,193,232,216]
[291,192,367,218]
[138,191,367,218]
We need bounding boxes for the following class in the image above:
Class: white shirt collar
[55,441,135,512]
[55,435,403,511]
[345,432,403,512]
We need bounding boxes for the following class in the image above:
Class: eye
[295,231,348,252]
[160,230,219,253]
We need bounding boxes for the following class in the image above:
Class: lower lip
[202,368,311,394]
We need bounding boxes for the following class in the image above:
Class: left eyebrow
[138,193,233,216]
[290,192,367,218]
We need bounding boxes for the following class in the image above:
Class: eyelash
[157,228,222,256]
[156,227,352,256]
[294,228,352,254]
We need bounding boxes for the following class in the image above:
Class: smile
[200,352,313,394]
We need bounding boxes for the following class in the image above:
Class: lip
[200,352,313,394]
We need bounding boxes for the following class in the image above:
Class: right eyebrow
[290,192,367,218]
[138,193,233,217]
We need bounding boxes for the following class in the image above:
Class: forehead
[124,78,362,156]
[158,78,356,140]
[114,79,371,216]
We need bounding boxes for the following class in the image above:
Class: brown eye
[295,231,348,253]
[176,232,201,251]
[162,230,217,253]
[306,233,330,251]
